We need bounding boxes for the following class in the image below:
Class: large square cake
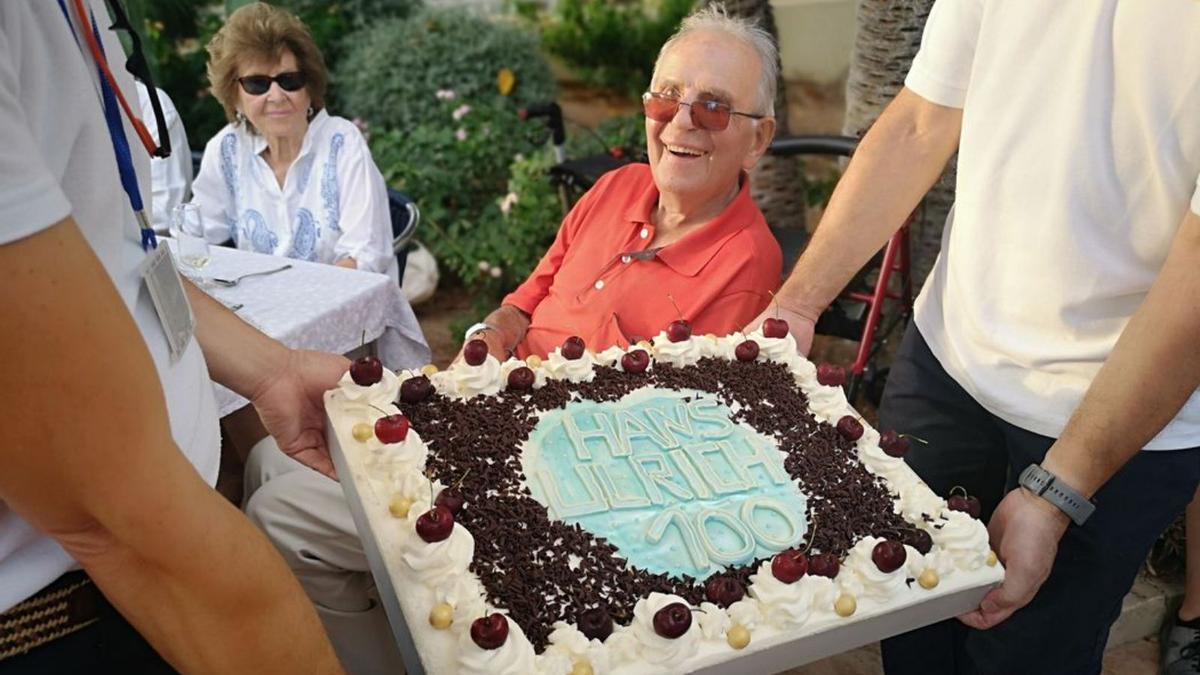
[324,327,1003,674]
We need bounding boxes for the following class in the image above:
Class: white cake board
[328,419,428,675]
[328,415,1001,675]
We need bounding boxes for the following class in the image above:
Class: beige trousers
[243,438,406,675]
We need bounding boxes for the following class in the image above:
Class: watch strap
[463,322,493,342]
[1018,463,1095,526]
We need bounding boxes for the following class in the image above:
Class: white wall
[774,0,858,85]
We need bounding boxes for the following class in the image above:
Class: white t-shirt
[136,82,194,233]
[0,1,220,612]
[907,0,1200,449]
[191,111,397,282]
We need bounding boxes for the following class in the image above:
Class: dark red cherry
[770,548,809,583]
[836,415,864,441]
[350,355,383,386]
[507,366,535,390]
[374,414,409,443]
[872,539,907,573]
[704,575,745,608]
[948,494,982,519]
[561,336,586,360]
[434,487,465,516]
[652,602,692,639]
[735,340,760,362]
[762,317,789,339]
[666,320,692,343]
[470,613,509,650]
[816,363,846,387]
[577,606,613,641]
[399,375,433,403]
[880,430,911,458]
[621,349,650,373]
[415,505,454,542]
[902,528,933,555]
[809,553,840,579]
[463,339,489,366]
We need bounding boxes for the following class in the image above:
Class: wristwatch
[1017,463,1095,526]
[463,322,494,342]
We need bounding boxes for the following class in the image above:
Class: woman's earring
[307,106,315,121]
[236,111,247,125]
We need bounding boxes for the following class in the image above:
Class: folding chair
[388,188,420,285]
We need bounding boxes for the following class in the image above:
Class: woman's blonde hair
[206,2,328,126]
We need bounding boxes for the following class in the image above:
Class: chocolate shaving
[397,357,908,651]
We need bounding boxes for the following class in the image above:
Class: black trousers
[879,325,1200,675]
[0,581,175,675]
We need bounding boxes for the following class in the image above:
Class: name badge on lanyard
[139,244,196,363]
[60,0,194,361]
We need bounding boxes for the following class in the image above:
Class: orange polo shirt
[504,163,782,358]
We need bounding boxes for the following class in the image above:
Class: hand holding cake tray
[324,322,1003,675]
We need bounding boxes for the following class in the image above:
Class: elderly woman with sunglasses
[190,3,395,281]
[462,7,782,361]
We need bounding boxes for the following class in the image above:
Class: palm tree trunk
[707,0,806,237]
[844,0,954,289]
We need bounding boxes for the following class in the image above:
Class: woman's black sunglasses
[237,71,307,96]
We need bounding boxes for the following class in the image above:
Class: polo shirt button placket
[594,279,605,290]
[639,227,649,239]
[621,255,632,264]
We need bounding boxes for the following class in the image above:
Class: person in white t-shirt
[749,1,1200,673]
[135,81,193,232]
[0,2,345,671]
[190,3,397,283]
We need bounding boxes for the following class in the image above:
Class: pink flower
[455,128,468,142]
[436,89,456,101]
[452,104,472,121]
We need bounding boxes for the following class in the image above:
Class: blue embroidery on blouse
[244,209,278,254]
[296,156,313,195]
[219,133,240,241]
[291,209,319,261]
[322,133,344,233]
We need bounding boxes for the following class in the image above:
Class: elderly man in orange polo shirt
[464,7,782,359]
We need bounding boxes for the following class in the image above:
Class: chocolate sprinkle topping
[397,358,909,652]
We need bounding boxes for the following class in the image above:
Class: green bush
[541,0,694,97]
[267,0,422,99]
[336,10,557,134]
[454,112,650,290]
[369,98,547,285]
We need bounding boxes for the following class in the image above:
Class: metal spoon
[211,264,293,287]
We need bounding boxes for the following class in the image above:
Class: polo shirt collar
[624,171,757,277]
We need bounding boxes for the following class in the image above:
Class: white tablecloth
[170,241,431,416]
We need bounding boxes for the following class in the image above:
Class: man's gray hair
[652,5,779,116]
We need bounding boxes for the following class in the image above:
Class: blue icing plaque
[522,388,808,579]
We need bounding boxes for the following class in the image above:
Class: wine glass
[170,204,210,278]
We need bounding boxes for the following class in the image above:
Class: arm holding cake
[742,87,962,355]
[753,82,1200,635]
[184,281,349,477]
[962,207,1200,629]
[0,218,341,673]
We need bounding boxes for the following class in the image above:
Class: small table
[171,241,431,416]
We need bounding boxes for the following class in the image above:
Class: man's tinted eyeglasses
[642,91,764,131]
[237,71,307,96]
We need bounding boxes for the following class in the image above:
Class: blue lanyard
[57,0,156,251]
